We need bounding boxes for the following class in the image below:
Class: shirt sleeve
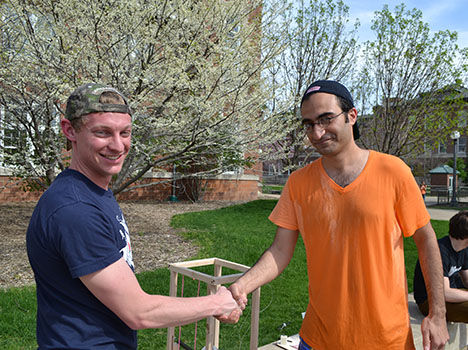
[394,160,430,237]
[268,178,299,231]
[50,203,123,278]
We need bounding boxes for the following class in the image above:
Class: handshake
[215,283,247,324]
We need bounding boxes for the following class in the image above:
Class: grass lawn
[0,200,450,349]
[261,184,284,194]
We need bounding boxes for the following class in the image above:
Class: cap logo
[306,86,321,94]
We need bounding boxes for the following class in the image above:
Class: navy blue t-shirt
[26,169,137,349]
[414,235,468,304]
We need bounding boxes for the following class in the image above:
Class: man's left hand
[421,315,449,350]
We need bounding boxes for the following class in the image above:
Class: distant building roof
[429,165,459,174]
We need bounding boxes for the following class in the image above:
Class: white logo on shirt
[117,214,134,269]
[448,265,462,277]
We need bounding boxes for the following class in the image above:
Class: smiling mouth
[102,154,121,160]
[313,138,333,146]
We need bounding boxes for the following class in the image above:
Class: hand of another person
[214,286,240,317]
[216,283,248,324]
[421,315,449,350]
[217,308,242,324]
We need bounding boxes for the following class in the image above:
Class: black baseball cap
[301,80,360,140]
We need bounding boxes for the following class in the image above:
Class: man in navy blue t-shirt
[414,210,468,323]
[26,83,241,349]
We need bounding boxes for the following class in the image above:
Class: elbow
[118,305,155,330]
[124,315,155,330]
[120,306,169,330]
[126,318,175,330]
[115,294,173,329]
[123,316,147,330]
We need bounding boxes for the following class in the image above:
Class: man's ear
[61,119,77,150]
[348,107,358,125]
[61,118,76,141]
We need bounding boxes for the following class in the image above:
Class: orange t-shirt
[269,151,430,350]
[420,184,427,195]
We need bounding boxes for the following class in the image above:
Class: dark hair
[336,95,353,113]
[336,95,353,123]
[449,210,468,240]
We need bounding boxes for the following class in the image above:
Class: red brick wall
[115,176,259,202]
[115,178,173,201]
[0,176,44,202]
[0,174,259,203]
[201,178,258,201]
[430,173,450,187]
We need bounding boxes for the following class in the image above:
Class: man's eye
[95,131,109,137]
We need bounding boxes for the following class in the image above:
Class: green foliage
[447,158,468,183]
[358,4,465,158]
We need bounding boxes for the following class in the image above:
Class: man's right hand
[230,283,248,309]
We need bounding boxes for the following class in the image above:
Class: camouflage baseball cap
[65,83,132,120]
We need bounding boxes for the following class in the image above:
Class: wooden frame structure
[166,258,261,350]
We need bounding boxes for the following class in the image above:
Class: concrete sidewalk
[426,207,459,221]
[424,197,459,221]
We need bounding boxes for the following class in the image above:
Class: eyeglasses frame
[302,110,346,133]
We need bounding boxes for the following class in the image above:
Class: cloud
[458,31,468,49]
[351,10,375,26]
[423,0,461,22]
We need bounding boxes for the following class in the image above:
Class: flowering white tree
[261,0,360,172]
[0,0,287,194]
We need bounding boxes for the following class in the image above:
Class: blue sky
[345,0,468,49]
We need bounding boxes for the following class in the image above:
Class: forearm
[445,287,468,303]
[420,251,446,317]
[134,292,234,329]
[235,226,298,295]
[236,246,287,295]
[414,225,446,318]
[460,270,468,288]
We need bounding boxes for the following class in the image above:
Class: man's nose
[309,125,326,140]
[109,134,126,151]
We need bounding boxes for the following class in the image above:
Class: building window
[438,143,447,154]
[458,136,466,154]
[0,108,27,163]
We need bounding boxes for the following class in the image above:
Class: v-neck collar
[318,150,373,192]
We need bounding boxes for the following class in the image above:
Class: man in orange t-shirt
[220,80,448,350]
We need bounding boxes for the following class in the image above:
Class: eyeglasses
[302,111,345,133]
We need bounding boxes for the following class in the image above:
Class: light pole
[451,131,460,207]
[168,163,179,202]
